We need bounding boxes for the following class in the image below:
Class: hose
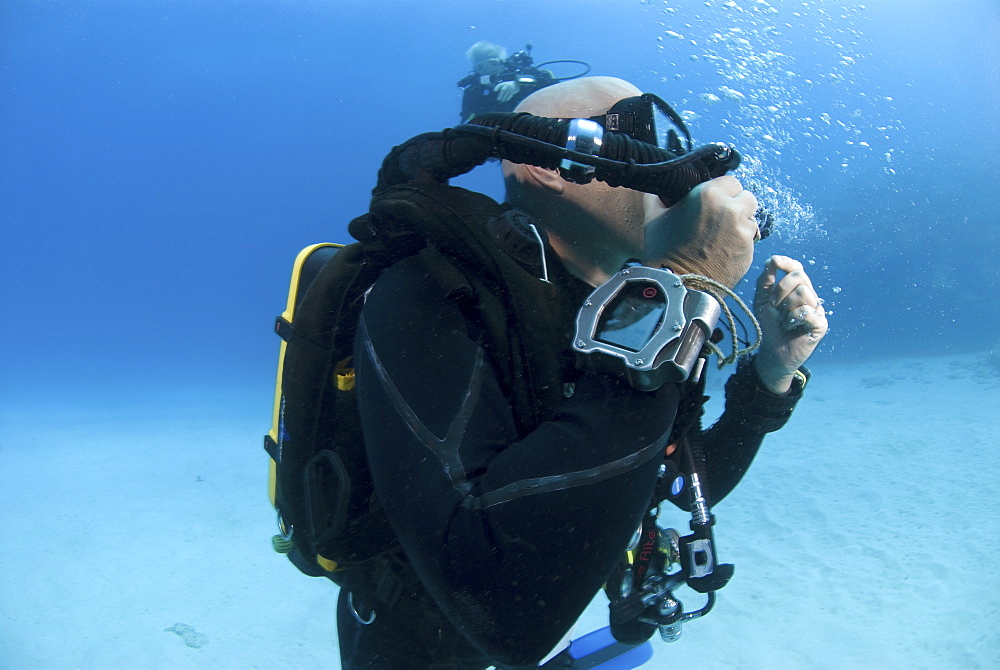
[375,112,741,207]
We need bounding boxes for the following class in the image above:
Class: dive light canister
[572,266,721,391]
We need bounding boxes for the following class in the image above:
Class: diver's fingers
[806,303,829,338]
[756,255,806,310]
[766,254,803,274]
[770,264,817,310]
[755,256,781,303]
[494,81,520,102]
[704,174,743,197]
[704,175,758,221]
[775,282,816,311]
[784,300,829,336]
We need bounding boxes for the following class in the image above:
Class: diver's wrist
[752,354,795,395]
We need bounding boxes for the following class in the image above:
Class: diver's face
[475,57,504,76]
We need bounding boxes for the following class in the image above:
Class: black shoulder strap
[413,246,476,307]
[362,182,574,435]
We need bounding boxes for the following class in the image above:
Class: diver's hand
[752,255,828,393]
[642,175,757,289]
[494,80,520,102]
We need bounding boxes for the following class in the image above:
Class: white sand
[2,354,998,669]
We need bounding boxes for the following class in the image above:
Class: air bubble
[640,0,900,242]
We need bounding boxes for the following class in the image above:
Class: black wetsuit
[458,65,557,121]
[338,252,805,669]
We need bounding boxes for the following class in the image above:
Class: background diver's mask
[588,93,694,157]
[474,57,505,76]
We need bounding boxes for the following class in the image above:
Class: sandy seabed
[2,353,998,669]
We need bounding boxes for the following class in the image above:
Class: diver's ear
[521,164,565,195]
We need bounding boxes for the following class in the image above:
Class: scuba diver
[265,76,827,669]
[457,40,590,121]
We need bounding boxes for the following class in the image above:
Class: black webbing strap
[273,316,326,356]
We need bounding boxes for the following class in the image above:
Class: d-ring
[347,591,376,625]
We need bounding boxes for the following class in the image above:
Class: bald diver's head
[513,75,641,119]
[502,77,650,286]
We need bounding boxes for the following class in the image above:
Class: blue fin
[566,627,653,669]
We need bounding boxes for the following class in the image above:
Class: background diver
[457,40,590,121]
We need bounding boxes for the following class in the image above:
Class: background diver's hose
[376,112,742,208]
[535,59,592,82]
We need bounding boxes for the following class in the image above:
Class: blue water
[1,0,998,666]
[2,0,997,396]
